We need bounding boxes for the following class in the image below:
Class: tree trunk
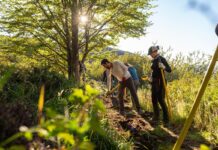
[71,0,80,83]
[62,0,73,80]
[81,23,89,63]
[67,47,73,80]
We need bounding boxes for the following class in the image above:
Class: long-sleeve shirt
[107,61,131,90]
[151,55,171,79]
[106,69,111,91]
[128,67,139,80]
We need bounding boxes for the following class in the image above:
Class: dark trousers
[133,79,140,92]
[151,78,169,122]
[118,77,141,112]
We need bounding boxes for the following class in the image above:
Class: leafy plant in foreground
[0,85,105,150]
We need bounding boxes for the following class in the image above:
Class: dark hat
[148,46,159,55]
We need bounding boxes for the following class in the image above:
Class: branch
[88,2,130,42]
[61,0,71,51]
[34,51,67,71]
[34,1,67,41]
[30,32,67,61]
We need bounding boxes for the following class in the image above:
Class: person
[124,63,140,109]
[124,63,140,92]
[101,59,143,115]
[148,46,172,124]
[79,61,86,82]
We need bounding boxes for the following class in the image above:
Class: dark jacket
[151,55,171,79]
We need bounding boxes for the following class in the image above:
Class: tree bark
[62,0,73,80]
[71,0,80,83]
[81,22,89,63]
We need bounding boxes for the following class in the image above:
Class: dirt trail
[102,96,210,150]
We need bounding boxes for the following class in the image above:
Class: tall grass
[88,49,218,145]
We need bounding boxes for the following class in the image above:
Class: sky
[117,0,218,56]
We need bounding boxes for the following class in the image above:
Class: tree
[0,0,153,82]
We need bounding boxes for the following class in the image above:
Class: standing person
[124,63,140,92]
[101,59,143,115]
[148,46,172,124]
[79,61,86,82]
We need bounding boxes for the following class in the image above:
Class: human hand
[158,62,165,69]
[148,77,152,83]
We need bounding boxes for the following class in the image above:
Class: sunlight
[80,15,88,24]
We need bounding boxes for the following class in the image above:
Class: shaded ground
[0,102,36,142]
[103,96,213,150]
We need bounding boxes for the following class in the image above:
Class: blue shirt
[128,67,139,80]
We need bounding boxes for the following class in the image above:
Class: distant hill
[105,47,132,56]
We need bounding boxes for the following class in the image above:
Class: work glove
[158,62,166,69]
[141,76,148,81]
[148,77,152,83]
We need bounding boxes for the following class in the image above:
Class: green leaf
[69,88,89,103]
[94,100,105,112]
[200,144,210,150]
[37,128,49,138]
[79,141,95,150]
[0,68,13,91]
[45,108,58,118]
[8,145,25,150]
[69,89,83,102]
[85,85,99,96]
[57,133,75,145]
[78,118,90,134]
[24,132,33,141]
[47,125,56,132]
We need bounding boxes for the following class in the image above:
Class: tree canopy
[0,0,153,80]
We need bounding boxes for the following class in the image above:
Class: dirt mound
[103,96,211,150]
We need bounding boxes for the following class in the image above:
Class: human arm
[159,57,172,73]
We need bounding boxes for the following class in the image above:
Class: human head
[148,46,159,58]
[101,59,112,69]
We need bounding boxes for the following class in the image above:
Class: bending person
[101,59,143,115]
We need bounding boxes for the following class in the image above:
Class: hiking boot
[137,109,144,115]
[150,117,160,126]
[163,122,170,128]
[119,110,126,116]
[151,117,159,122]
[163,119,170,127]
